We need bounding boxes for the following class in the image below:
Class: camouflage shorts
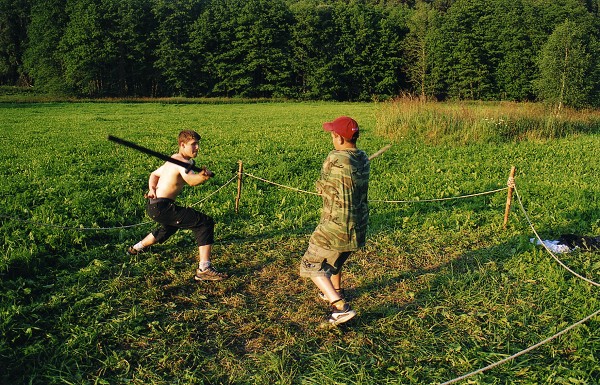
[299,242,352,278]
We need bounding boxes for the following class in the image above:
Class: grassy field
[1,100,599,384]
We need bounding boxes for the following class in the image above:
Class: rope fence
[3,160,513,230]
[189,174,238,207]
[242,172,321,196]
[513,186,600,288]
[3,162,599,384]
[1,174,238,232]
[439,306,600,385]
[0,215,153,231]
[237,164,600,384]
[241,171,508,204]
[369,187,508,204]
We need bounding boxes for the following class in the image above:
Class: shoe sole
[194,275,227,281]
[329,310,356,326]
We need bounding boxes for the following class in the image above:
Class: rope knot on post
[507,177,516,189]
[235,160,244,213]
[503,166,516,229]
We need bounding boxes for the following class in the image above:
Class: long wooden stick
[108,135,203,174]
[368,144,392,160]
[503,166,516,229]
[235,160,243,213]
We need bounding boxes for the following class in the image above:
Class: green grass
[376,98,600,144]
[1,101,599,384]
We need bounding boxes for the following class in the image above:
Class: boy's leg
[131,199,181,255]
[194,244,228,281]
[161,204,226,280]
[301,245,355,325]
[331,270,342,290]
[128,233,157,255]
[317,270,344,301]
[140,233,157,247]
[313,274,355,325]
[330,252,351,290]
[311,276,343,303]
[302,246,348,296]
[198,244,212,265]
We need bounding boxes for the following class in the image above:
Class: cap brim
[323,122,335,132]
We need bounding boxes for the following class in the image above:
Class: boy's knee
[193,220,215,246]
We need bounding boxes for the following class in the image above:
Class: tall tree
[189,0,224,96]
[492,0,536,101]
[235,0,293,97]
[104,0,158,96]
[0,0,30,85]
[23,0,68,93]
[152,0,203,97]
[289,1,339,100]
[290,1,405,101]
[534,19,596,111]
[334,1,388,101]
[373,4,409,99]
[524,0,591,50]
[404,0,438,100]
[59,0,112,95]
[434,0,499,100]
[204,0,293,98]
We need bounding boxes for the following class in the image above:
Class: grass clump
[375,98,600,145]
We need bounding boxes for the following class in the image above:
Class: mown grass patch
[1,101,599,384]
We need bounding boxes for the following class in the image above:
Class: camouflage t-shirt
[309,148,370,251]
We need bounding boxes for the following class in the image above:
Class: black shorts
[146,198,214,246]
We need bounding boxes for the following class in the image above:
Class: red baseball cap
[323,116,359,140]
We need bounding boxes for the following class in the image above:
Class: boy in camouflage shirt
[300,116,370,325]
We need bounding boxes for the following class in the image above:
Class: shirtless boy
[128,130,228,281]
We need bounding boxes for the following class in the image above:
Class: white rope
[4,176,237,231]
[440,182,600,384]
[1,216,152,230]
[514,186,600,287]
[243,172,322,196]
[370,187,508,203]
[189,174,237,207]
[243,172,508,202]
[439,307,600,384]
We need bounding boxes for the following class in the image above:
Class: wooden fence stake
[235,160,243,213]
[503,166,516,229]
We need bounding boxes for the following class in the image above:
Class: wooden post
[503,166,516,229]
[235,160,243,213]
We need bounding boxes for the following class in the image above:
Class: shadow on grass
[356,235,524,312]
[3,194,597,384]
[357,199,600,320]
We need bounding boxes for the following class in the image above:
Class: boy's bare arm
[180,167,212,186]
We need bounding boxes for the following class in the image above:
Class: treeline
[1,0,599,107]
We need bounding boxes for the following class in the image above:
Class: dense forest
[1,0,598,107]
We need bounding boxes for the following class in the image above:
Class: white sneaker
[329,303,356,325]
